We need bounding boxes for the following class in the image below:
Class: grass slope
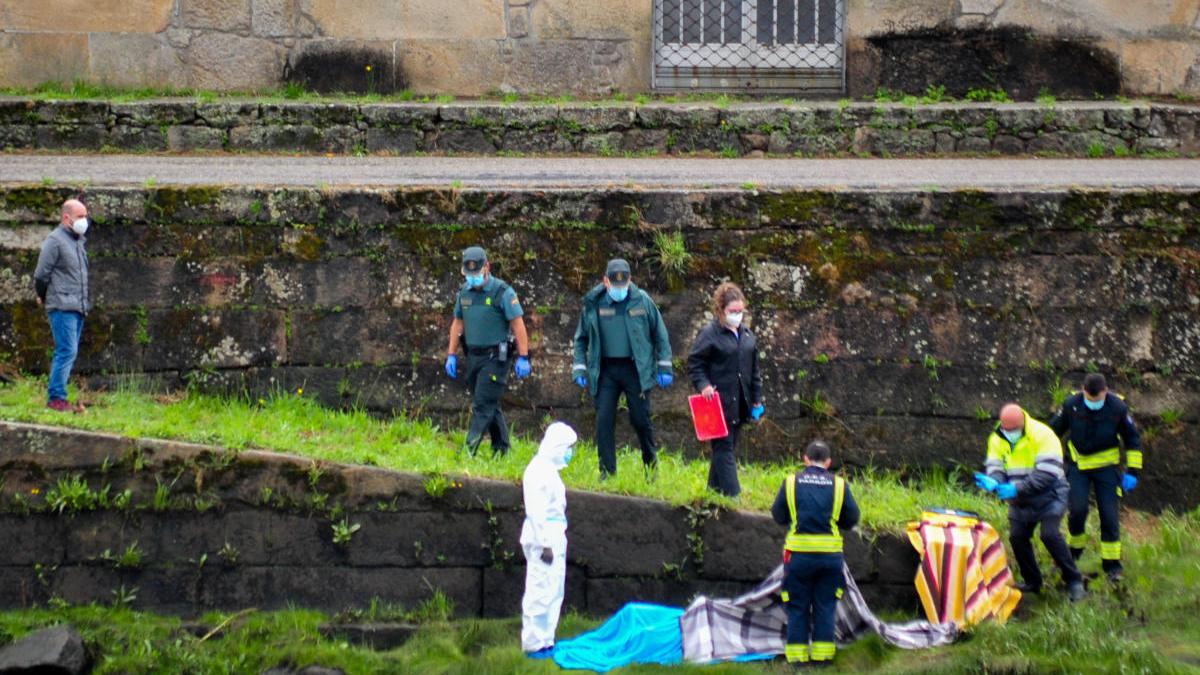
[0,377,1004,532]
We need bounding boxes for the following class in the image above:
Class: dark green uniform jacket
[572,283,672,397]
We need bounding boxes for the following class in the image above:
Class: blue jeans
[47,310,84,402]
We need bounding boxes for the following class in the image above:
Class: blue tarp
[552,603,683,672]
[551,603,772,672]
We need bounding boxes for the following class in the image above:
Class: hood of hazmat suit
[521,421,577,549]
[520,421,577,653]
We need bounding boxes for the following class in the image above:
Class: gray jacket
[33,226,90,314]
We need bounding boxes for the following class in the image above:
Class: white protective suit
[520,421,578,653]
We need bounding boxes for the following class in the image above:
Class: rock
[0,624,88,675]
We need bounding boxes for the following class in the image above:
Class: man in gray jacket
[33,199,91,411]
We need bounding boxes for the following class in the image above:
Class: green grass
[0,508,1196,673]
[0,376,1002,532]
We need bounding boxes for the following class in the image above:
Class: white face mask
[70,217,89,236]
[725,311,743,328]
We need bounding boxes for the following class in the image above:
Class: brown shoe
[47,399,71,412]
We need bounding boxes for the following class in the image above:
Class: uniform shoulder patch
[511,296,519,305]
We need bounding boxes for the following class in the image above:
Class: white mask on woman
[725,311,743,328]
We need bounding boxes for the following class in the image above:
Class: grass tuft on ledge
[0,376,1003,532]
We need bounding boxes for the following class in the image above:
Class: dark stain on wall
[849,26,1122,100]
[285,46,405,95]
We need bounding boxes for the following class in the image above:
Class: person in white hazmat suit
[520,421,578,657]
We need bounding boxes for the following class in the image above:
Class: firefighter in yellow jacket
[975,403,1086,601]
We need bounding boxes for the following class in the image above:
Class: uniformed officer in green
[571,258,673,479]
[445,246,531,456]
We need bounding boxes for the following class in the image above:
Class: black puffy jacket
[686,320,762,425]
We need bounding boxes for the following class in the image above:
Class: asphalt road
[3,154,1200,189]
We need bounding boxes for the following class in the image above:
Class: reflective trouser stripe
[1126,450,1143,470]
[1069,443,1121,470]
[811,642,836,661]
[1101,540,1122,561]
[1068,532,1088,548]
[785,644,809,663]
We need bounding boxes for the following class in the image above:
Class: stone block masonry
[1,0,1200,96]
[0,184,1196,511]
[0,99,1198,157]
[0,422,921,616]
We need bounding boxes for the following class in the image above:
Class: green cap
[605,258,631,284]
[462,246,487,272]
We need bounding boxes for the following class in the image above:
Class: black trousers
[783,552,843,663]
[1067,465,1123,572]
[708,423,742,498]
[594,358,657,476]
[1009,507,1082,589]
[465,351,510,456]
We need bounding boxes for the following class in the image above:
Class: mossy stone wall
[0,185,1197,510]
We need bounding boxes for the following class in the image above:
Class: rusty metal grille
[653,0,845,94]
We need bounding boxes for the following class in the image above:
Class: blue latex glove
[514,356,532,379]
[750,403,765,421]
[574,375,588,389]
[995,483,1018,500]
[974,472,999,493]
[656,372,673,388]
[444,354,458,379]
[1122,473,1138,493]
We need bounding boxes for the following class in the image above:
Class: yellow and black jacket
[1048,392,1143,475]
[985,408,1068,521]
[770,466,860,554]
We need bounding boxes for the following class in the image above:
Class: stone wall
[1,0,1199,96]
[0,421,920,615]
[0,184,1197,511]
[2,98,1199,157]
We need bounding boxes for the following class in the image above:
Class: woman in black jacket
[687,282,763,498]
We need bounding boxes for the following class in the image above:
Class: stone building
[1,0,1199,97]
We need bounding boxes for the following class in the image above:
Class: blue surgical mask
[1002,429,1023,444]
[607,285,628,302]
[1083,396,1105,411]
[563,446,574,464]
[465,273,485,288]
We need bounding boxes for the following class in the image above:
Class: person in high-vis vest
[974,403,1086,601]
[1049,373,1143,582]
[770,440,860,667]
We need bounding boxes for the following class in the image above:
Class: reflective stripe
[784,474,845,553]
[1126,450,1144,470]
[1101,540,1122,561]
[785,644,809,663]
[1068,532,1088,548]
[811,642,836,661]
[656,360,673,367]
[1035,460,1066,478]
[572,364,586,372]
[1069,442,1121,470]
[1005,467,1032,477]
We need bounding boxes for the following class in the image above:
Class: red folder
[689,393,729,441]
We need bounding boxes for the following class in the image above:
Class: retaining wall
[0,421,920,616]
[0,185,1197,510]
[1,99,1198,157]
